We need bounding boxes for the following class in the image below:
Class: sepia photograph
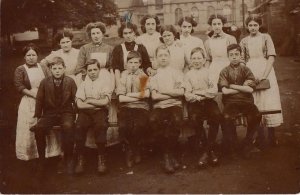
[0,0,300,193]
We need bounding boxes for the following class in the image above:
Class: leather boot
[75,155,85,174]
[97,155,107,174]
[163,153,175,174]
[198,152,209,169]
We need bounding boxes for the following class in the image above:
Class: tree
[1,0,118,44]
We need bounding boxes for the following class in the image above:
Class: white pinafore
[246,34,283,127]
[16,64,61,160]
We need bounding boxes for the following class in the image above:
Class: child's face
[181,21,193,36]
[156,49,170,68]
[87,63,100,81]
[51,64,65,79]
[211,18,223,34]
[127,57,141,73]
[90,28,103,44]
[59,37,72,52]
[228,49,241,65]
[123,28,135,42]
[247,20,260,35]
[145,18,156,35]
[162,31,175,46]
[190,51,205,69]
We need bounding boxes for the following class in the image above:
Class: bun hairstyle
[178,16,198,34]
[207,14,227,25]
[159,25,180,43]
[140,14,161,33]
[118,22,140,38]
[245,14,267,33]
[22,43,39,57]
[86,22,106,38]
[245,14,263,26]
[54,30,74,45]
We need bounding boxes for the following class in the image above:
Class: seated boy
[184,47,222,168]
[150,45,184,174]
[74,59,112,175]
[32,56,77,175]
[218,44,261,158]
[117,51,150,168]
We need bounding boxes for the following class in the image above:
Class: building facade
[115,0,255,31]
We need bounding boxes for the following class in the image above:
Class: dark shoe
[75,155,85,174]
[209,151,219,166]
[198,152,209,169]
[163,154,175,174]
[125,149,134,168]
[97,155,107,174]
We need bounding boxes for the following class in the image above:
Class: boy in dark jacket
[32,56,77,175]
[218,44,261,158]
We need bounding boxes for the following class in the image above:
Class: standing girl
[111,22,151,88]
[178,16,206,66]
[240,15,283,145]
[159,25,187,72]
[204,14,237,91]
[40,30,79,77]
[136,14,161,73]
[14,43,61,160]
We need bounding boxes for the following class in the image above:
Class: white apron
[15,64,61,160]
[208,37,230,110]
[246,35,283,127]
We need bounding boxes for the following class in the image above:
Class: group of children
[14,13,283,178]
[29,43,261,176]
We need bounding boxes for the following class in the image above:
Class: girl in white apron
[178,16,206,66]
[240,15,283,145]
[14,44,61,160]
[205,14,237,94]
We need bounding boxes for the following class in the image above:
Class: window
[155,0,163,10]
[207,6,215,20]
[223,5,232,23]
[191,7,199,23]
[240,3,248,21]
[175,8,183,24]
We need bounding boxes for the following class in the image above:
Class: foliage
[1,0,118,35]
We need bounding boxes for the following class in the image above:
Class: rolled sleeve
[244,67,256,89]
[75,46,87,75]
[75,82,86,102]
[116,74,127,96]
[218,69,229,91]
[265,34,276,57]
[149,76,158,92]
[14,66,27,93]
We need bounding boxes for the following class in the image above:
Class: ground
[0,42,300,193]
